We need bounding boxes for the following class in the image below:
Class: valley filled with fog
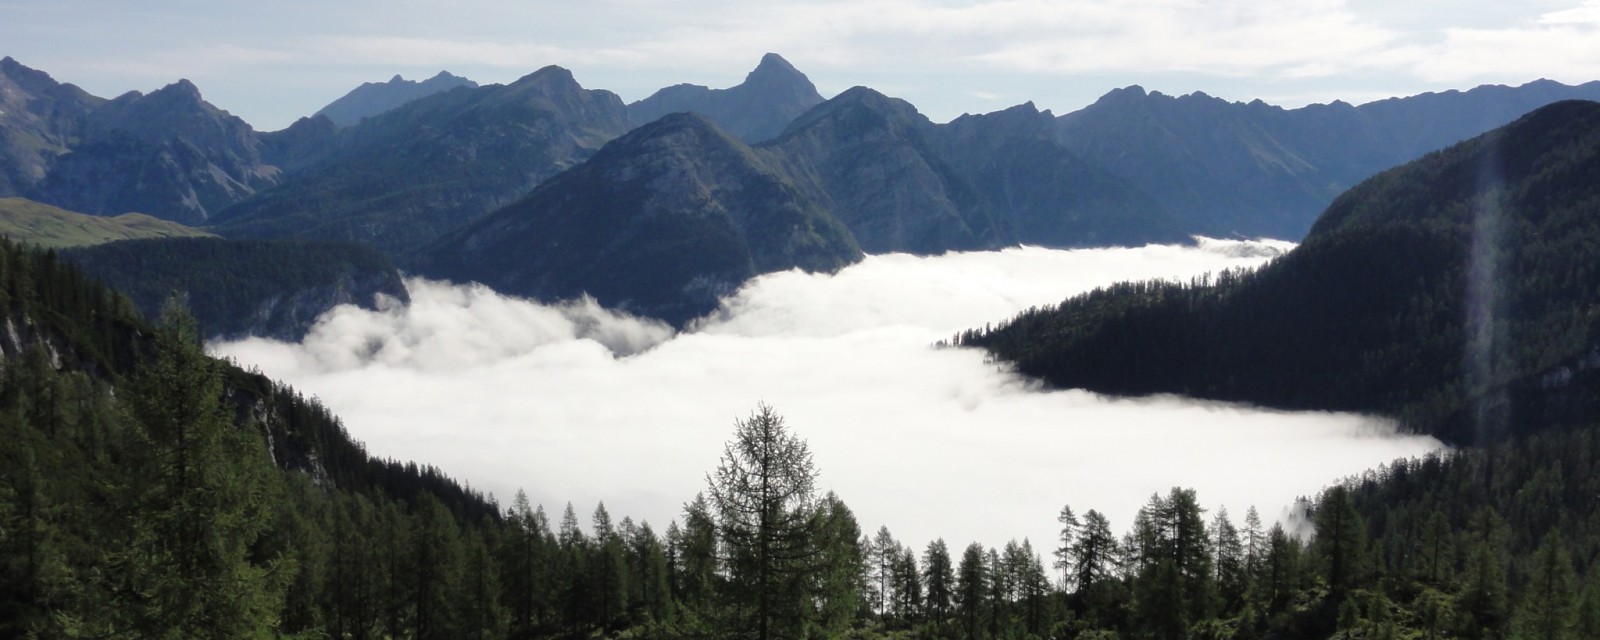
[212,238,1443,551]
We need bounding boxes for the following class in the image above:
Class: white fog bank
[213,238,1442,552]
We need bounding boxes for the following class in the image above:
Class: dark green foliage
[707,403,821,639]
[64,236,408,340]
[962,100,1600,445]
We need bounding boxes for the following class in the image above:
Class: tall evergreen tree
[923,538,954,628]
[956,542,988,640]
[1313,485,1367,596]
[111,302,287,638]
[810,492,864,635]
[1511,534,1577,640]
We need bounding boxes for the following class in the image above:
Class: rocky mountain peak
[511,65,580,94]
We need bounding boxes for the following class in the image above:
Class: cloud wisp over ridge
[213,239,1442,550]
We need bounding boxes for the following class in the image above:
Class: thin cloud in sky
[213,240,1442,553]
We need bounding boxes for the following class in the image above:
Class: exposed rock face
[38,79,280,224]
[213,66,634,256]
[314,70,478,128]
[629,53,825,143]
[416,112,862,325]
[1,58,284,224]
[0,56,103,196]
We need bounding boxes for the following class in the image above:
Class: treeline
[4,237,1600,638]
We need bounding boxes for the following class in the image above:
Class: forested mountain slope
[963,100,1600,445]
[63,237,408,341]
[0,235,500,635]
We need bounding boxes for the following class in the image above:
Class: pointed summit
[628,53,825,143]
[156,78,203,100]
[746,53,804,83]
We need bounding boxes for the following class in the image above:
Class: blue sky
[4,0,1599,131]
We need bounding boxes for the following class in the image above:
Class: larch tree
[707,403,819,640]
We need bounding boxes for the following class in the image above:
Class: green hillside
[0,197,211,248]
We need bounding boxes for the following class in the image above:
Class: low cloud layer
[214,239,1441,552]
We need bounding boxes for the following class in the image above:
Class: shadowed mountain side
[767,86,1000,254]
[314,70,478,128]
[1057,79,1600,240]
[939,102,1187,247]
[629,53,825,144]
[413,113,862,326]
[210,66,633,256]
[963,100,1600,446]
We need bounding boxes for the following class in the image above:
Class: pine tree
[956,542,988,640]
[1458,506,1509,639]
[810,492,864,635]
[1211,507,1246,616]
[922,538,954,628]
[1054,504,1079,591]
[1313,485,1367,596]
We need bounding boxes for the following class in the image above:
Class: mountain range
[4,53,1600,326]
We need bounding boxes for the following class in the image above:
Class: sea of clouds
[213,238,1442,554]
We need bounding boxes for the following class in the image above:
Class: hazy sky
[4,0,1599,130]
[212,240,1443,553]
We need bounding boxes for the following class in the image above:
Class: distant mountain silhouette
[212,66,633,255]
[314,71,478,128]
